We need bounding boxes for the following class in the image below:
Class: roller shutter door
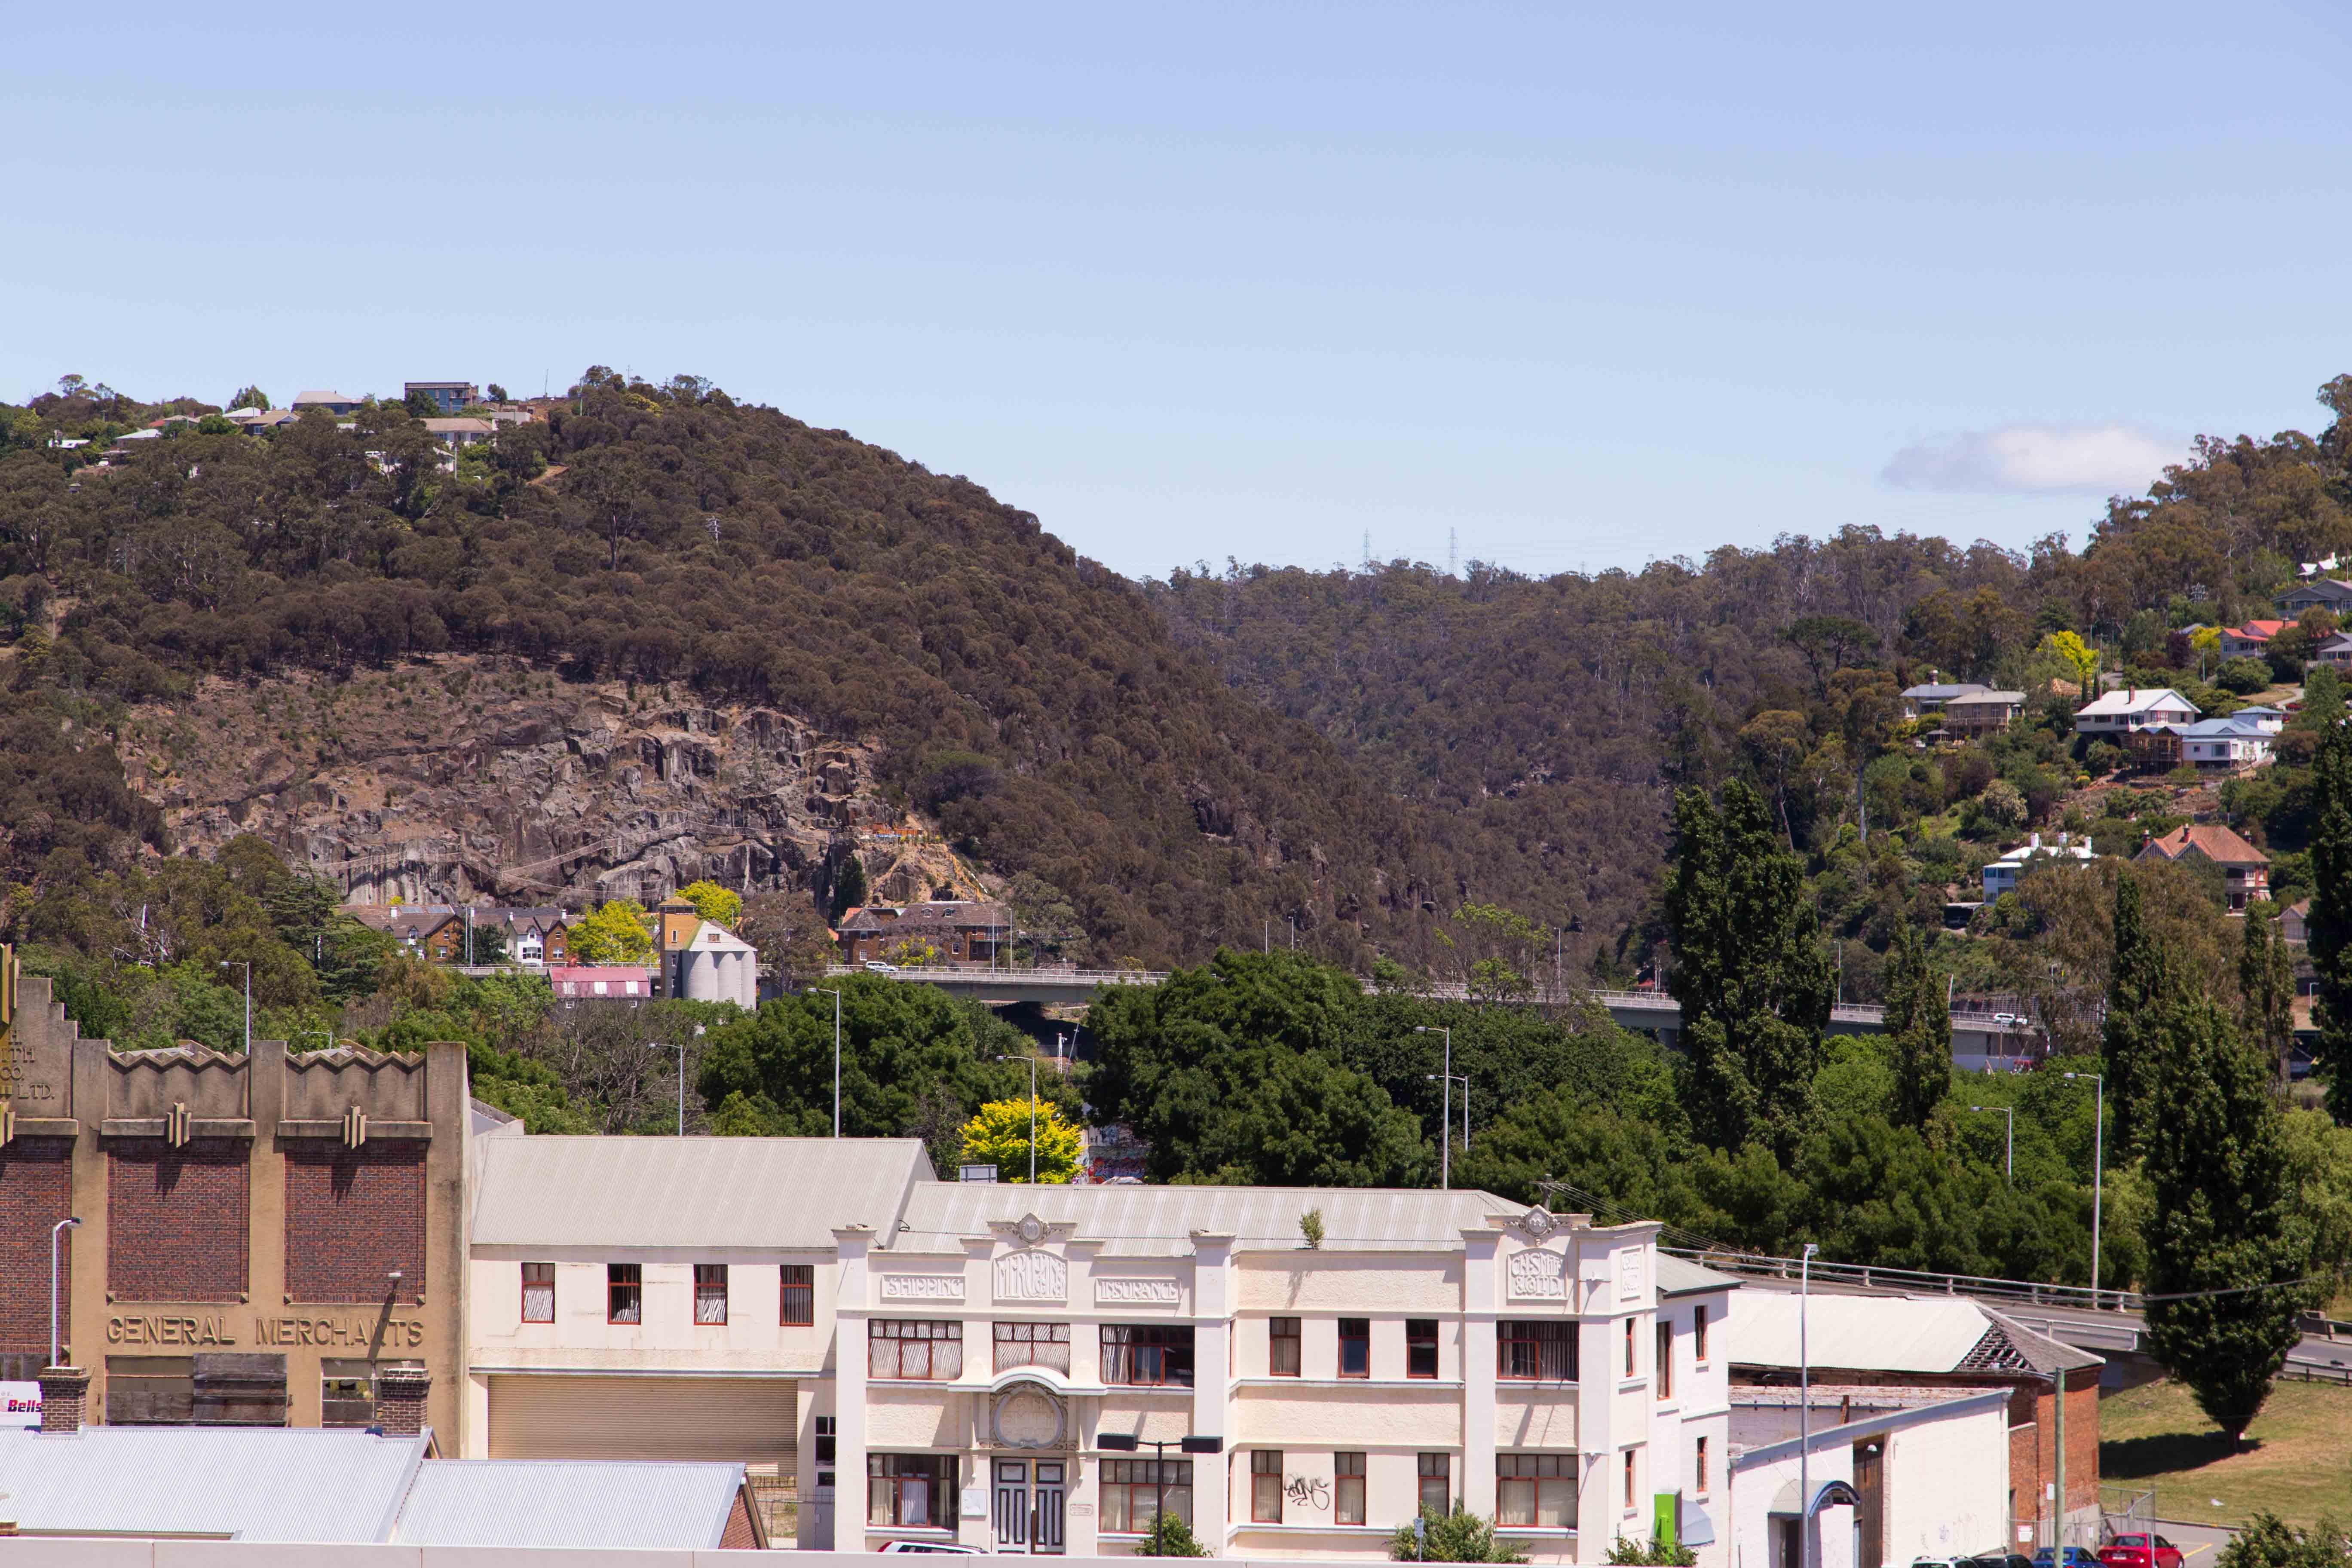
[489,1375,797,1464]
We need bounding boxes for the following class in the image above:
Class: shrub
[2219,655,2274,695]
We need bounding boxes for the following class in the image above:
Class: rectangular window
[1624,1317,1636,1376]
[321,1358,379,1427]
[1623,1449,1635,1510]
[1269,1316,1302,1376]
[695,1263,729,1324]
[1497,1321,1576,1381]
[1406,1319,1439,1379]
[816,1415,837,1489]
[1251,1451,1283,1523]
[994,1320,1073,1374]
[1694,1305,1709,1363]
[1099,1458,1194,1533]
[607,1263,642,1324]
[1695,1436,1708,1496]
[1102,1323,1194,1387]
[868,1454,958,1529]
[521,1262,554,1323]
[1495,1455,1572,1528]
[1656,1319,1672,1398]
[1335,1452,1366,1525]
[870,1319,964,1380]
[1338,1317,1371,1378]
[1418,1453,1451,1517]
[781,1264,815,1326]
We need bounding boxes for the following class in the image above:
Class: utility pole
[1799,1242,1819,1568]
[812,988,844,1136]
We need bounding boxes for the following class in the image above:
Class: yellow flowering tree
[960,1096,1082,1183]
[569,898,654,965]
[675,879,744,928]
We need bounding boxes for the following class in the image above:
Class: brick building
[0,949,470,1443]
[836,900,1011,966]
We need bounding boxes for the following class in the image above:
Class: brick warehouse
[0,950,469,1442]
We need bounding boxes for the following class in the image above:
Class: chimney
[376,1367,432,1438]
[37,1366,88,1434]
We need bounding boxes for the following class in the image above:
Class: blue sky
[9,2,2352,581]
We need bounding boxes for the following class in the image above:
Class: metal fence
[1663,1245,2142,1313]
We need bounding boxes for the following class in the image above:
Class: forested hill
[0,372,1504,970]
[9,369,2352,979]
[1152,378,2352,976]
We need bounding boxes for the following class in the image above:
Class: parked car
[2035,1549,2104,1568]
[864,960,899,973]
[1972,1553,2034,1568]
[2100,1535,2184,1568]
[879,1544,982,1554]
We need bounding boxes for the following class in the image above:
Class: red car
[2100,1535,2184,1568]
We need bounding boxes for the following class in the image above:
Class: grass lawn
[2101,1377,2352,1526]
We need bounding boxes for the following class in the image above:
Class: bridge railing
[823,964,1170,987]
[1662,1244,2139,1313]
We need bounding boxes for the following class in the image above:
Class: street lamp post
[996,1054,1039,1182]
[1967,1105,2014,1186]
[1799,1241,1819,1568]
[50,1216,80,1369]
[1414,1026,1453,1189]
[2063,1071,2105,1305]
[811,988,844,1137]
[1426,1071,1469,1161]
[217,961,251,1054]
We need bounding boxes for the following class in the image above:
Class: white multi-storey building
[462,1133,1738,1562]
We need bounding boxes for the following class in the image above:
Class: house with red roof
[2137,824,2270,912]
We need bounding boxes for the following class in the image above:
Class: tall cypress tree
[2141,992,2310,1443]
[1884,920,1950,1130]
[2104,872,2171,1155]
[1664,779,1833,1156]
[2309,717,2352,1121]
[2239,900,2297,1084]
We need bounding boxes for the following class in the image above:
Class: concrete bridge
[822,967,2043,1063]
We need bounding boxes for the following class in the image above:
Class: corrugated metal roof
[1731,1292,1996,1373]
[896,1183,1530,1255]
[471,1136,935,1249]
[0,1427,425,1541]
[391,1460,747,1549]
[1657,1254,1743,1296]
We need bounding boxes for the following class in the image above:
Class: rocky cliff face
[116,655,984,910]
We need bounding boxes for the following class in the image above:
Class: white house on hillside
[2072,688,2198,736]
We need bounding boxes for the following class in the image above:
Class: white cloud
[1880,423,2182,495]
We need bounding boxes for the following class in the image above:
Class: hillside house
[2073,688,2197,738]
[1939,689,2027,737]
[1982,834,2094,901]
[344,904,569,966]
[1899,682,1989,719]
[405,380,482,413]
[2220,619,2288,658]
[2311,632,2352,669]
[2137,824,2270,911]
[2278,578,2352,616]
[290,389,361,414]
[2177,716,2275,771]
[836,900,1012,965]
